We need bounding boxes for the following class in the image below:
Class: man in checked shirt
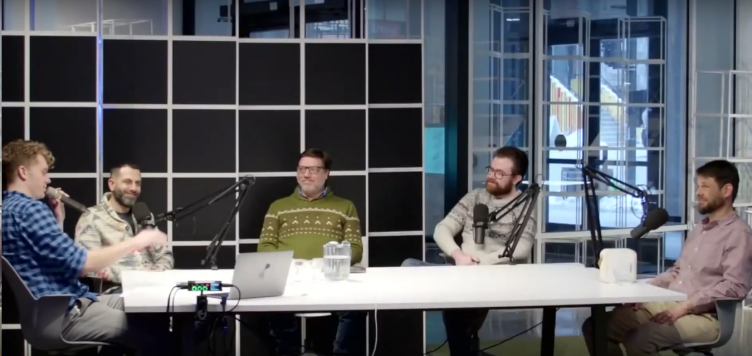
[1,140,172,355]
[582,160,752,356]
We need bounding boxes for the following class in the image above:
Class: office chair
[665,299,741,356]
[1,257,120,355]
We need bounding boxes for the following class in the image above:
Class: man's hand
[133,229,167,250]
[651,303,690,324]
[49,189,68,225]
[451,250,479,266]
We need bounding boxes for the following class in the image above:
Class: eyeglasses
[297,166,325,174]
[485,166,512,179]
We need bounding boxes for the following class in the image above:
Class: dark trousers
[268,311,367,356]
[401,258,488,356]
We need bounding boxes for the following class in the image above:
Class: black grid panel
[173,109,236,173]
[239,43,300,106]
[102,109,168,173]
[1,107,25,143]
[305,110,366,171]
[2,35,24,102]
[368,172,423,232]
[238,110,301,172]
[173,41,236,105]
[173,178,238,242]
[30,36,96,102]
[103,39,168,104]
[29,107,97,173]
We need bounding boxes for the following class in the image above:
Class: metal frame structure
[1,0,427,354]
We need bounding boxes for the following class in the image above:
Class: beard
[697,196,724,215]
[486,179,514,196]
[299,181,325,196]
[112,188,138,207]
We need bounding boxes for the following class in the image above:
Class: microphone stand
[488,184,541,264]
[581,166,647,269]
[154,176,255,270]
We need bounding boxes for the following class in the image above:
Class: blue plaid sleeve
[22,201,87,282]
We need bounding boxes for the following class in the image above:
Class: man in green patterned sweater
[258,148,365,356]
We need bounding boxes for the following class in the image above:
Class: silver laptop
[221,251,294,300]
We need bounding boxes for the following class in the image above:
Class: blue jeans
[269,311,366,356]
[401,258,486,356]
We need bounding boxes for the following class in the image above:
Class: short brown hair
[300,148,332,170]
[696,160,740,202]
[2,139,56,187]
[493,146,528,177]
[110,163,141,177]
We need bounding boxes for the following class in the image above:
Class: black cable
[423,308,560,356]
[207,285,241,356]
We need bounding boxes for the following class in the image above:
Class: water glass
[323,241,351,281]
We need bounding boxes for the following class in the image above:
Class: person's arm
[147,239,174,271]
[649,235,688,288]
[685,225,752,312]
[478,211,536,265]
[24,202,138,280]
[343,203,363,264]
[258,204,281,252]
[74,212,135,283]
[433,192,474,256]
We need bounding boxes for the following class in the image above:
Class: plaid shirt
[1,191,96,309]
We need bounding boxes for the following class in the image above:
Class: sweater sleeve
[258,203,281,252]
[433,191,475,255]
[343,203,363,264]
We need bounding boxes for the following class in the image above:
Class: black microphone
[132,202,155,228]
[473,204,489,245]
[45,187,88,214]
[630,207,669,239]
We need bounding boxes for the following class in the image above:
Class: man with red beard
[402,146,535,356]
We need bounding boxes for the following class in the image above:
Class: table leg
[539,307,556,356]
[590,305,607,356]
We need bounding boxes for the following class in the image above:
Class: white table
[122,263,686,356]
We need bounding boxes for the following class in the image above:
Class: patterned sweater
[258,188,363,263]
[433,188,537,264]
[75,193,174,283]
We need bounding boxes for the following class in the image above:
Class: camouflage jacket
[74,193,174,283]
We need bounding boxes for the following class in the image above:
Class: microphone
[45,187,88,214]
[630,207,669,239]
[132,202,155,228]
[473,204,489,245]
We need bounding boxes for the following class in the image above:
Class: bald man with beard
[75,163,174,293]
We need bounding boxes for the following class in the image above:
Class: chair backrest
[712,298,742,349]
[1,256,75,350]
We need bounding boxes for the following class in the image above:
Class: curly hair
[2,139,55,186]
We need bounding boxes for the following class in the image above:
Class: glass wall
[463,0,689,352]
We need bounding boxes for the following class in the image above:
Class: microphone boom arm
[582,166,647,269]
[489,184,541,264]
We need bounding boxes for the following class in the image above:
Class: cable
[207,285,241,356]
[370,306,378,356]
[422,308,560,356]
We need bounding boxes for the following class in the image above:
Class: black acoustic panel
[368,172,422,232]
[238,110,300,172]
[51,178,98,239]
[369,310,423,356]
[327,175,366,234]
[102,109,168,172]
[173,110,235,173]
[368,44,422,104]
[2,36,24,102]
[2,107,25,143]
[103,40,168,104]
[2,273,20,323]
[30,36,96,102]
[369,235,423,267]
[239,176,298,239]
[239,43,300,105]
[239,243,258,254]
[1,330,24,356]
[29,108,97,173]
[305,43,366,105]
[173,41,236,105]
[304,110,366,171]
[173,245,236,270]
[101,178,168,232]
[368,108,423,168]
[173,178,237,241]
